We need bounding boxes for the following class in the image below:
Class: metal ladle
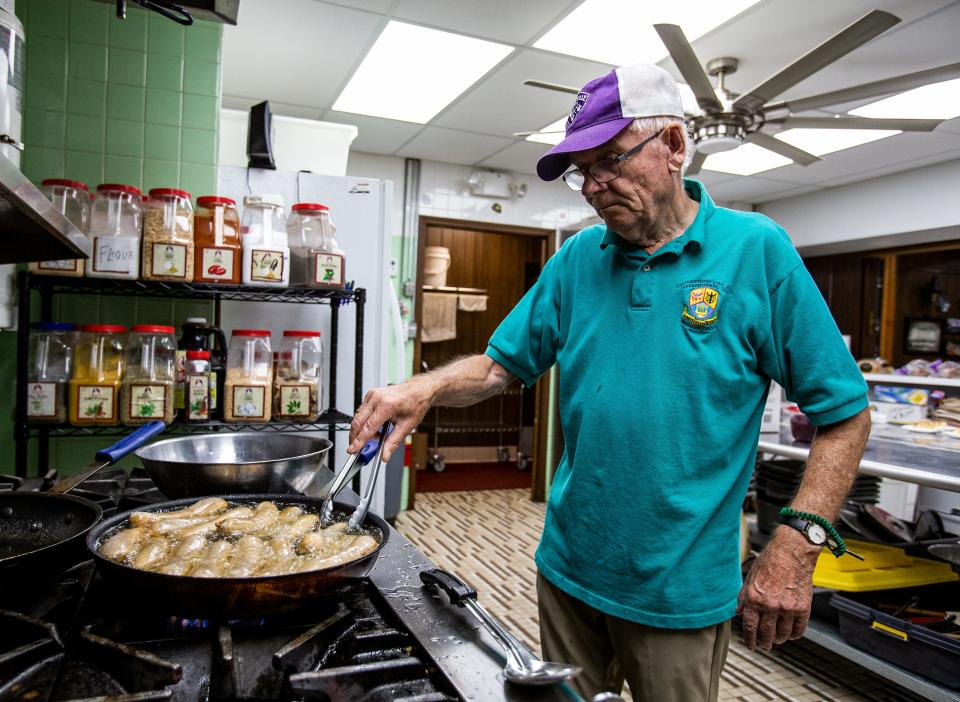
[420,569,581,686]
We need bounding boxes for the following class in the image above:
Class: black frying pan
[86,494,390,617]
[0,492,103,581]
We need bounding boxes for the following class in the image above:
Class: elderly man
[349,63,871,701]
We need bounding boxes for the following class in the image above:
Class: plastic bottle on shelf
[175,318,226,420]
[120,325,177,425]
[141,189,194,282]
[288,203,345,289]
[223,329,272,423]
[241,194,290,287]
[184,350,211,422]
[69,324,126,426]
[193,196,242,284]
[26,322,76,424]
[86,184,143,279]
[273,330,323,421]
[30,180,91,277]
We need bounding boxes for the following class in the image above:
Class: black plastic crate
[831,586,960,690]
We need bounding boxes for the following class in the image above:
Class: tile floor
[395,489,925,702]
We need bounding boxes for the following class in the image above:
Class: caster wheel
[516,454,529,470]
[430,455,447,472]
[497,447,509,463]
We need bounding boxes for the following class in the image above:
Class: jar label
[201,247,236,280]
[231,385,266,419]
[92,236,138,275]
[128,384,168,419]
[76,384,115,421]
[313,252,344,287]
[38,258,81,273]
[279,384,312,417]
[188,375,210,420]
[150,243,188,278]
[209,370,218,411]
[250,248,285,282]
[27,382,58,418]
[175,350,186,410]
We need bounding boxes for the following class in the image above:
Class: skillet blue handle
[357,421,395,466]
[95,421,167,464]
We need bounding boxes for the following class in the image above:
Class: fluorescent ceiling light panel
[703,144,791,176]
[850,77,960,120]
[333,21,513,124]
[534,0,760,66]
[775,128,899,156]
[526,117,566,145]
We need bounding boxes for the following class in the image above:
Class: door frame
[410,216,556,507]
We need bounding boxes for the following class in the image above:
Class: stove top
[0,469,581,702]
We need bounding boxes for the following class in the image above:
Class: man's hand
[737,526,819,651]
[349,383,433,462]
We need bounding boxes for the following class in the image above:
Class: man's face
[569,127,674,233]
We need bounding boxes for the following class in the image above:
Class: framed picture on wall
[903,317,943,354]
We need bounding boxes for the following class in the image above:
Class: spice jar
[194,196,241,284]
[27,322,75,424]
[223,329,272,423]
[30,179,91,277]
[185,350,211,422]
[241,195,290,287]
[273,330,323,420]
[176,318,226,420]
[120,325,177,425]
[141,189,194,282]
[69,325,126,426]
[288,203,345,289]
[87,184,142,279]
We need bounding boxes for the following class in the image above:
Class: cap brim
[536,117,634,181]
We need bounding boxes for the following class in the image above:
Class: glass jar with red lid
[142,188,194,282]
[30,179,91,278]
[87,184,142,279]
[69,324,127,426]
[194,196,242,284]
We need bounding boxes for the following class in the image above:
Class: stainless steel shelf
[862,373,960,389]
[804,619,960,702]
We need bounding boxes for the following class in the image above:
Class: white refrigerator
[216,165,397,516]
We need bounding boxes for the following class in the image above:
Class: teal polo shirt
[485,179,868,629]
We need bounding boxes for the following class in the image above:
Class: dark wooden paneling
[892,249,960,367]
[803,254,879,359]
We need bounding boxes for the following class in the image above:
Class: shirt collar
[599,178,713,254]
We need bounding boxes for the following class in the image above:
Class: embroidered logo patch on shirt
[681,286,720,328]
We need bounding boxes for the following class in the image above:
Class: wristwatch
[779,513,829,547]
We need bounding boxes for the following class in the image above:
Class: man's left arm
[738,407,871,651]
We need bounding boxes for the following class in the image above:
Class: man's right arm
[348,354,514,460]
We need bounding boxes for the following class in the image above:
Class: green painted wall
[2,0,224,475]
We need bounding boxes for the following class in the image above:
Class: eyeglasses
[561,127,665,191]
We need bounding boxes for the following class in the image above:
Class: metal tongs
[320,423,393,533]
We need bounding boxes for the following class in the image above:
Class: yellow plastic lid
[812,539,959,591]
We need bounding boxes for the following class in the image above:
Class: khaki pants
[537,573,730,701]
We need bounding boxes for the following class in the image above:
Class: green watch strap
[778,507,847,558]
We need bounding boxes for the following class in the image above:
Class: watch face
[806,523,828,545]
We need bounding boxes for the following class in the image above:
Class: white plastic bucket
[424,246,451,287]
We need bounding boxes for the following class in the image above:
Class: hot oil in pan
[96,499,382,578]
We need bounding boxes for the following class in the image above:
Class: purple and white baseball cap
[536,63,685,181]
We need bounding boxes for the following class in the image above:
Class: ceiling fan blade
[523,79,580,95]
[733,10,900,114]
[654,24,723,113]
[512,129,565,138]
[764,63,960,114]
[686,150,706,176]
[745,131,821,166]
[775,116,943,131]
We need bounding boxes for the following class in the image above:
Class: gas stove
[0,469,581,702]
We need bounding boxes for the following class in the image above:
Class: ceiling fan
[517,10,959,175]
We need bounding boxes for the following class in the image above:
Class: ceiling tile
[707,177,822,204]
[324,109,425,155]
[221,0,385,110]
[390,0,571,45]
[432,49,613,137]
[477,140,554,175]
[313,0,395,13]
[395,127,514,165]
